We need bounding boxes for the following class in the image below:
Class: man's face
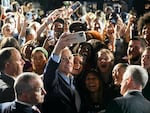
[127,40,143,63]
[7,17,16,29]
[26,29,37,42]
[7,49,25,77]
[142,23,150,45]
[141,49,150,70]
[27,78,46,105]
[59,48,74,75]
[120,72,129,95]
[52,22,64,38]
[2,24,13,37]
[112,65,125,86]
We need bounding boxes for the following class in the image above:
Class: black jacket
[0,101,39,113]
[42,58,80,113]
[105,91,150,113]
[0,73,15,103]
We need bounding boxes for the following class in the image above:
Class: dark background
[16,0,150,17]
[17,0,104,11]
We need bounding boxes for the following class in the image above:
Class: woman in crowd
[31,47,48,76]
[95,48,115,106]
[80,68,105,113]
[141,46,150,101]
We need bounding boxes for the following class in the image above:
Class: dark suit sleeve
[0,79,15,103]
[105,100,122,113]
[0,87,15,103]
[43,57,59,91]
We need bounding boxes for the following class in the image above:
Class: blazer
[42,58,80,113]
[142,78,150,101]
[0,73,15,103]
[105,91,150,113]
[0,101,39,113]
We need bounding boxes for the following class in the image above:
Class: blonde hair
[97,48,114,66]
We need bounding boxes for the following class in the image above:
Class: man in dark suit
[105,65,150,113]
[0,47,25,103]
[42,32,81,113]
[0,72,46,113]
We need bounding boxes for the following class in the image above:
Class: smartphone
[64,31,86,44]
[109,12,118,25]
[25,12,33,22]
[48,30,54,40]
[70,1,81,12]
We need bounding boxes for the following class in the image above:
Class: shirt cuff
[52,54,61,63]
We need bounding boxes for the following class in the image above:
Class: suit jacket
[105,91,150,113]
[0,73,15,103]
[42,58,80,113]
[143,78,150,101]
[0,101,39,113]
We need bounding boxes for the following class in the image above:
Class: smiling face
[127,40,143,63]
[31,51,48,75]
[71,55,84,76]
[112,64,126,86]
[106,21,115,34]
[78,43,92,60]
[2,23,14,37]
[85,72,100,93]
[52,21,64,39]
[141,48,150,71]
[142,23,150,44]
[59,48,74,76]
[97,49,114,73]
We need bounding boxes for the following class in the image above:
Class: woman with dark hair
[137,12,150,46]
[80,68,105,113]
[95,48,115,106]
[0,36,20,51]
[141,46,150,101]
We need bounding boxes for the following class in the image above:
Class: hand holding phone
[46,7,64,24]
[65,1,81,17]
[64,31,86,44]
[70,1,81,12]
[47,30,54,40]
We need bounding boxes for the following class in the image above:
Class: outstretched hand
[45,7,64,25]
[52,32,72,55]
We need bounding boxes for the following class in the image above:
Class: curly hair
[137,12,150,35]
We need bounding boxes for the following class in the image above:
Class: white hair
[123,65,148,89]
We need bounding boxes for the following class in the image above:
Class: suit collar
[124,90,142,97]
[0,72,14,86]
[16,100,32,107]
[15,101,33,113]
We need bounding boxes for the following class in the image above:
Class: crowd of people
[0,0,150,113]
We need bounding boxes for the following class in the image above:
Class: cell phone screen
[71,1,81,11]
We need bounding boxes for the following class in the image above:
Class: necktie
[70,77,75,90]
[70,77,81,112]
[74,89,81,112]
